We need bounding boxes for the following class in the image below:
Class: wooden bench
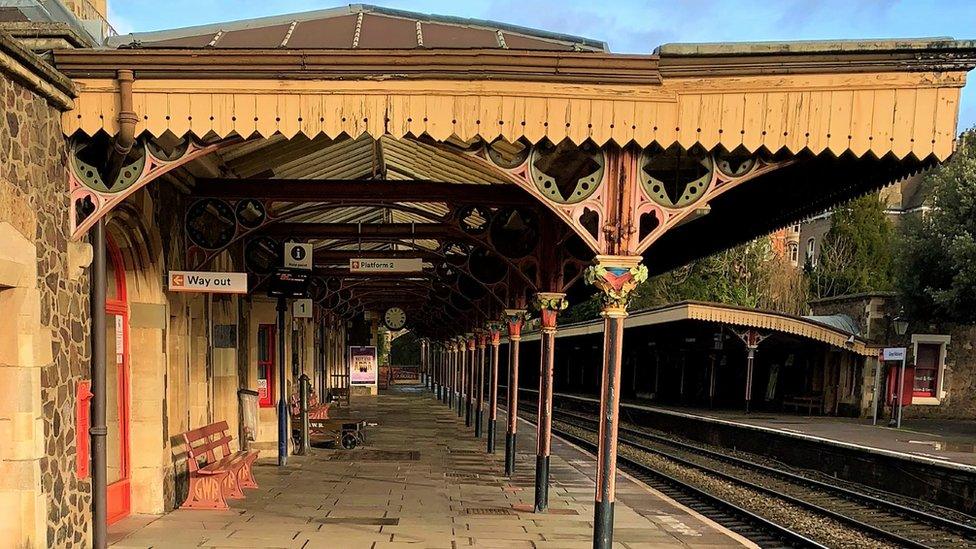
[783,393,824,415]
[179,420,259,510]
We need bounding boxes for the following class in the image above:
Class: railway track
[494,395,819,547]
[555,407,976,548]
[501,388,976,548]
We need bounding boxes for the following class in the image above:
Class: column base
[465,403,472,427]
[504,432,516,476]
[457,395,463,416]
[593,500,615,548]
[487,419,496,453]
[475,410,483,437]
[534,454,550,512]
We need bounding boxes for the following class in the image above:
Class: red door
[105,237,131,523]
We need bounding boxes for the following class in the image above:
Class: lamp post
[889,314,910,428]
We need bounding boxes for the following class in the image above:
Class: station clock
[383,307,407,330]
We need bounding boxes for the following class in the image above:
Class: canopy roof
[520,301,873,355]
[106,4,606,52]
[57,6,975,334]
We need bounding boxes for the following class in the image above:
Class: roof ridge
[105,4,607,51]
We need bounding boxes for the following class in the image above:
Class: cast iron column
[465,334,474,427]
[475,331,486,438]
[504,310,527,476]
[487,324,501,453]
[534,292,566,513]
[457,341,465,417]
[90,219,107,549]
[297,373,311,455]
[733,329,766,414]
[276,296,288,466]
[587,256,646,549]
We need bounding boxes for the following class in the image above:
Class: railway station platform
[106,386,752,548]
[650,406,976,469]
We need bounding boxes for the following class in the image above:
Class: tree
[389,330,420,365]
[896,128,976,323]
[808,193,894,299]
[627,236,808,315]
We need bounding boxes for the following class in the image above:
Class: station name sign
[882,347,907,361]
[349,258,423,273]
[168,271,248,294]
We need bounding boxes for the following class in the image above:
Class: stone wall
[904,325,976,420]
[0,40,91,547]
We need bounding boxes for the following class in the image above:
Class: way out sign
[349,258,423,273]
[169,271,247,294]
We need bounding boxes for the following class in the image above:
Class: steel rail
[551,406,974,549]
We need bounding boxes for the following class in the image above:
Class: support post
[708,354,717,408]
[504,310,527,476]
[442,343,450,404]
[533,292,567,513]
[475,331,486,438]
[585,255,647,549]
[745,348,755,412]
[488,324,501,453]
[437,345,443,400]
[90,219,108,549]
[277,296,289,466]
[457,341,464,417]
[465,334,474,427]
[297,373,311,455]
[733,329,768,414]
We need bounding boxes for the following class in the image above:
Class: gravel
[556,419,896,549]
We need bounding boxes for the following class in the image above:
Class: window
[806,238,816,267]
[910,334,950,403]
[788,242,799,265]
[257,324,276,407]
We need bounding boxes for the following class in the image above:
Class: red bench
[179,420,259,510]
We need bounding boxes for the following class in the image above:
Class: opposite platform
[108,385,752,548]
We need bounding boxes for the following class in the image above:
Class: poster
[349,346,378,386]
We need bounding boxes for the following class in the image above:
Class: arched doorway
[105,235,131,523]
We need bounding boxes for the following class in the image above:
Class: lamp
[893,315,909,336]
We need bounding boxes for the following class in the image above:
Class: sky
[108,0,976,129]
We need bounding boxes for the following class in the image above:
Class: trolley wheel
[341,432,358,449]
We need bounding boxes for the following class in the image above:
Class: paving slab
[109,385,752,548]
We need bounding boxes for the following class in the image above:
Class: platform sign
[349,346,378,386]
[293,298,313,318]
[349,258,423,273]
[168,271,247,294]
[882,347,907,361]
[284,242,313,270]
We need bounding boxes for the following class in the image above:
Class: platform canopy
[54,4,976,335]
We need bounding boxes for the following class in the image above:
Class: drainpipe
[90,219,107,548]
[104,70,137,188]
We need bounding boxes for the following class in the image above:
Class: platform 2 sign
[349,346,378,386]
[349,258,423,273]
[168,271,247,294]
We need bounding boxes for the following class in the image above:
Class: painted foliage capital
[503,308,529,339]
[486,321,503,345]
[533,292,567,331]
[585,255,647,312]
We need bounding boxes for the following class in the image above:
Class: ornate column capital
[533,292,567,332]
[585,255,647,314]
[476,329,488,348]
[486,321,503,346]
[504,308,529,340]
[465,332,476,351]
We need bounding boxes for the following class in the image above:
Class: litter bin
[238,389,259,451]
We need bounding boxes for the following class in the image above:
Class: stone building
[810,293,973,419]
